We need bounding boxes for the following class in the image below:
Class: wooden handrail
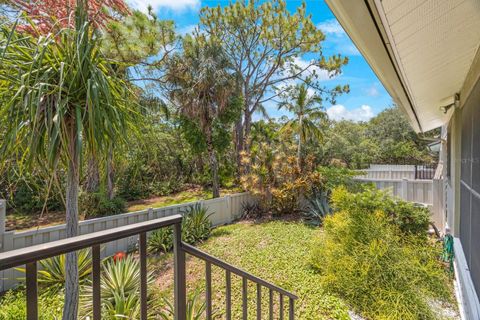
[0,214,183,270]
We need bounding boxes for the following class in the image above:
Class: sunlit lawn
[151,218,350,320]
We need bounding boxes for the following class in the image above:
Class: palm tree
[0,4,136,318]
[165,34,238,198]
[278,84,325,172]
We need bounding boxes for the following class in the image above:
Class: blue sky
[130,0,393,122]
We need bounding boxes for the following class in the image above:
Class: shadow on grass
[210,228,232,238]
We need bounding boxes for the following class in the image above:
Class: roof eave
[325,0,423,132]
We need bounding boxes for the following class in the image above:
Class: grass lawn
[152,218,351,319]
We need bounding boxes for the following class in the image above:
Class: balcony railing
[0,214,297,320]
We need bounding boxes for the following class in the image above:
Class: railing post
[26,262,38,320]
[139,232,148,320]
[92,245,101,320]
[173,222,186,320]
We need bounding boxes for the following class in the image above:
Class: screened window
[460,79,480,296]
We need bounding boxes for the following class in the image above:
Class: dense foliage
[311,188,453,319]
[319,107,437,168]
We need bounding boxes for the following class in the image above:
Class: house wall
[0,192,255,292]
[445,77,480,319]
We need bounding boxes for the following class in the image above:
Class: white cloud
[365,84,380,97]
[326,104,375,122]
[317,19,345,36]
[317,19,360,56]
[128,0,200,13]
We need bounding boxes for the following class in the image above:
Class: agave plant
[147,226,173,254]
[304,189,331,226]
[18,249,92,296]
[159,290,221,320]
[181,203,213,245]
[80,255,155,319]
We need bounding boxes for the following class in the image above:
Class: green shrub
[8,178,63,214]
[331,186,430,236]
[311,187,454,320]
[80,255,156,319]
[148,226,173,254]
[317,166,362,193]
[80,192,126,218]
[181,203,212,244]
[0,289,63,319]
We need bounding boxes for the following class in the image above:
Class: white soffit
[374,0,480,132]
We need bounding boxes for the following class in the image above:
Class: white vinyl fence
[356,164,416,180]
[0,192,255,292]
[355,177,433,204]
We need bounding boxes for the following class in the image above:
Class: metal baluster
[226,270,232,320]
[26,262,37,320]
[279,294,284,320]
[206,261,212,320]
[269,289,273,320]
[92,245,101,320]
[289,297,295,320]
[139,232,148,320]
[242,277,248,320]
[256,283,262,320]
[174,223,186,320]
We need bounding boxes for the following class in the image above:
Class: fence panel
[0,192,254,292]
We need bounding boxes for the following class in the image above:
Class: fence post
[225,195,232,221]
[148,208,154,221]
[401,179,408,201]
[0,199,5,236]
[0,200,6,254]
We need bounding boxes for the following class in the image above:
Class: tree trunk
[206,131,220,198]
[234,119,244,179]
[297,137,303,172]
[63,130,80,320]
[297,116,304,173]
[242,110,253,174]
[85,155,99,193]
[106,145,114,200]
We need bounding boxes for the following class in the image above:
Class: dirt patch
[6,210,70,231]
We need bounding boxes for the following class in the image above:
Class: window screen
[460,78,480,296]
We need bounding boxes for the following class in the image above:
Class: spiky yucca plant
[181,203,212,245]
[80,255,155,319]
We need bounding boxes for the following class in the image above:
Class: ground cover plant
[153,219,352,319]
